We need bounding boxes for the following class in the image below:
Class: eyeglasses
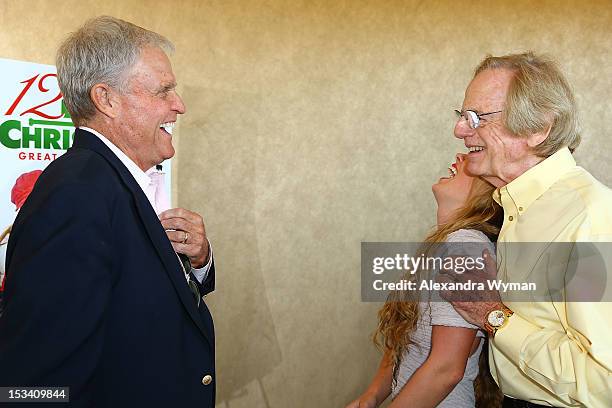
[454,109,502,129]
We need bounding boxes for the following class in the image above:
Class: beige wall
[2,1,612,406]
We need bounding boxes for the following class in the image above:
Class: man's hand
[159,208,209,268]
[438,249,504,328]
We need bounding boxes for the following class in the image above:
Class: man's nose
[173,92,186,114]
[454,119,473,139]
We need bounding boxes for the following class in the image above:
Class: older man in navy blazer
[0,16,216,407]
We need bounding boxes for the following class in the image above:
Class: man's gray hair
[56,16,174,126]
[474,52,581,156]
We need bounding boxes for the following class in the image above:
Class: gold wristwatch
[484,305,514,337]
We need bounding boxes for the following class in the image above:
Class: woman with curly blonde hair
[347,154,503,408]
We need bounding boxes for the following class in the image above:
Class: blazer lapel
[71,129,213,346]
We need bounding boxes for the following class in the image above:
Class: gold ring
[183,232,189,244]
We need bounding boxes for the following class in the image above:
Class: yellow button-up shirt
[490,147,612,407]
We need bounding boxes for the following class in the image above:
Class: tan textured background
[2,1,612,407]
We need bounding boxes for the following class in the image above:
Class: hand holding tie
[159,208,209,269]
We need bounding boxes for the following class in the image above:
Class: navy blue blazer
[0,129,215,407]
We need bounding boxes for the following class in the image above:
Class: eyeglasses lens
[465,110,479,129]
[455,110,479,129]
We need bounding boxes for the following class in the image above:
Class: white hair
[475,52,581,156]
[56,16,174,126]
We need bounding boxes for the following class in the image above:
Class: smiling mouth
[160,122,175,136]
[439,162,458,180]
[468,146,485,153]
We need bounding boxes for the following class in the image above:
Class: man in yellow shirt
[447,52,612,407]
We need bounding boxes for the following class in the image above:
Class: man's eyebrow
[158,82,177,93]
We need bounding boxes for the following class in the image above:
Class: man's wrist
[480,302,504,326]
[483,303,513,337]
[202,238,211,265]
[193,239,211,269]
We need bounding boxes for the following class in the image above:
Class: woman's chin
[431,184,442,203]
[432,178,450,192]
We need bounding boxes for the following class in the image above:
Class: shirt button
[202,374,213,385]
[518,206,523,212]
[508,216,514,221]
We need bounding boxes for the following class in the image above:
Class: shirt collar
[79,127,153,199]
[492,147,576,215]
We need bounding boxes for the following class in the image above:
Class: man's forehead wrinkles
[464,83,507,113]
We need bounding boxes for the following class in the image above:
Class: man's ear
[527,125,552,148]
[90,84,119,118]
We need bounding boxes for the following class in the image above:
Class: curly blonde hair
[373,177,503,406]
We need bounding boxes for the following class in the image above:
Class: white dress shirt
[81,127,212,284]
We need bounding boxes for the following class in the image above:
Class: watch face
[488,310,505,327]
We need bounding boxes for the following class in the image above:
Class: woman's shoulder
[445,228,492,244]
[442,229,495,260]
